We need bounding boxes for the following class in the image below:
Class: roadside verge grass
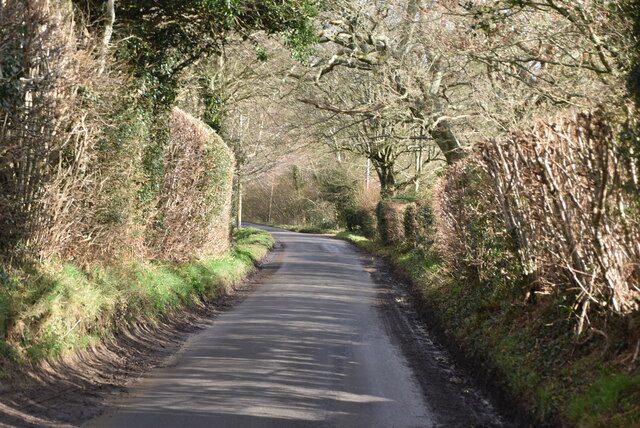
[335,231,640,428]
[259,222,340,234]
[0,227,274,370]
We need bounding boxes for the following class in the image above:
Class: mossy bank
[336,231,639,428]
[0,227,274,372]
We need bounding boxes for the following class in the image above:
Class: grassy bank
[336,231,640,428]
[0,228,274,371]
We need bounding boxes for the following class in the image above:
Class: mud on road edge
[0,242,285,428]
[346,240,551,428]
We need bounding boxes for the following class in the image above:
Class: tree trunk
[423,60,466,165]
[374,162,397,199]
[430,119,465,164]
[414,148,423,192]
[236,176,243,229]
[98,0,115,75]
[365,158,371,190]
[268,179,274,223]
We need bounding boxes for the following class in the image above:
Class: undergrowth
[0,228,274,369]
[336,231,640,428]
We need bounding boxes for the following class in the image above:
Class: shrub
[356,208,378,239]
[403,200,435,252]
[152,108,234,261]
[434,111,640,336]
[0,1,97,261]
[376,200,412,245]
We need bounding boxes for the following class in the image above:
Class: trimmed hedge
[153,108,234,261]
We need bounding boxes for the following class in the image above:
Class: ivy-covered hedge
[376,200,411,246]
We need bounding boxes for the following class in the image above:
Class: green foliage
[355,209,377,239]
[626,1,640,105]
[114,0,319,53]
[403,202,435,252]
[254,45,268,62]
[0,228,274,365]
[0,271,16,364]
[283,13,318,63]
[319,168,360,229]
[140,116,171,207]
[0,30,25,112]
[203,136,235,212]
[290,165,304,193]
[335,231,377,252]
[376,200,412,245]
[89,90,162,257]
[233,227,276,254]
[200,74,227,132]
[569,372,640,427]
[375,202,387,243]
[75,0,319,108]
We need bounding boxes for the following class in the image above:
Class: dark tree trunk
[430,120,466,165]
[371,154,397,199]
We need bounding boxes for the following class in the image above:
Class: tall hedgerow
[432,111,640,336]
[0,0,96,261]
[153,108,234,261]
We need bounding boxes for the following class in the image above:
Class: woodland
[0,0,639,426]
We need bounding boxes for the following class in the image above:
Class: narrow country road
[87,226,505,428]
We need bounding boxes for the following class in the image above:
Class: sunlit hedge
[153,108,234,261]
[431,111,639,335]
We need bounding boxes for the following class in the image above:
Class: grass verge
[258,222,340,234]
[335,231,640,428]
[0,227,274,370]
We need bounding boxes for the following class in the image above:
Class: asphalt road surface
[87,225,504,428]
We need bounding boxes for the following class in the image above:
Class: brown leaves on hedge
[152,108,234,261]
[435,111,640,334]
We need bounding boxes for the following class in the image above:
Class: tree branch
[298,98,385,115]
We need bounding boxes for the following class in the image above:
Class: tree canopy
[73,0,319,105]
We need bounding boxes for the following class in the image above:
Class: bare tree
[179,38,316,227]
[294,0,473,167]
[298,69,443,197]
[449,0,633,127]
